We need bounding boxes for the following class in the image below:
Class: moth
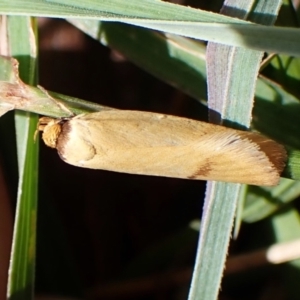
[37,110,286,186]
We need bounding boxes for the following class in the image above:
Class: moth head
[36,117,63,148]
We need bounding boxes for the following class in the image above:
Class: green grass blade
[188,1,282,299]
[1,0,300,56]
[6,16,38,300]
[243,179,300,222]
[8,112,39,299]
[189,183,242,299]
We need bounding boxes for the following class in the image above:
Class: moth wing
[56,110,286,186]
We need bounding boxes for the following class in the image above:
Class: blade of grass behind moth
[242,179,300,223]
[6,16,38,300]
[188,1,282,300]
[2,1,300,56]
[41,0,300,57]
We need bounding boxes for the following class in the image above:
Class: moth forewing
[39,110,286,186]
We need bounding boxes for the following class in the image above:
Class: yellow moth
[37,110,286,186]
